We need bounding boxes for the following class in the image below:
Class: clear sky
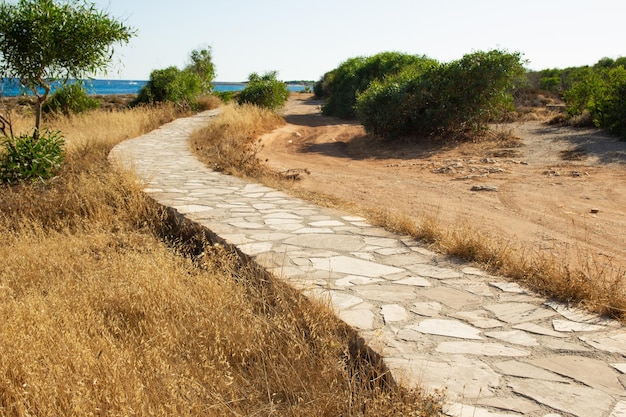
[93,0,625,82]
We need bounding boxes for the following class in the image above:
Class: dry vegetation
[0,103,442,416]
[191,98,626,321]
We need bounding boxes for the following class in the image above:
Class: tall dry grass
[191,104,626,321]
[0,105,442,416]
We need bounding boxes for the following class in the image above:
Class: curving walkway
[109,111,626,417]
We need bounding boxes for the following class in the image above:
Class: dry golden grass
[190,104,626,321]
[0,105,442,416]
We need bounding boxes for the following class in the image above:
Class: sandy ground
[258,94,626,275]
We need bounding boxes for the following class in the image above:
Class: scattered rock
[591,208,600,214]
[471,185,499,192]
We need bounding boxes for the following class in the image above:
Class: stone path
[109,111,626,417]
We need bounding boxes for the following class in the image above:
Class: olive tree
[0,0,135,135]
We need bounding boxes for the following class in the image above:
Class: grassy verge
[0,106,442,416]
[191,104,626,321]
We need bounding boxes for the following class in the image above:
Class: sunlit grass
[0,104,442,416]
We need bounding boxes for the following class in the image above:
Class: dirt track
[258,94,626,275]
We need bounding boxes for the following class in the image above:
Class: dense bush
[42,83,99,116]
[237,71,289,111]
[133,66,202,107]
[316,52,438,119]
[564,65,626,138]
[355,50,526,139]
[0,129,65,183]
[133,47,216,108]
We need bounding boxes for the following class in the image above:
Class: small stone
[591,208,599,213]
[381,304,409,323]
[471,185,499,192]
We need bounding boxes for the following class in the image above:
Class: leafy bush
[355,50,526,139]
[133,66,202,107]
[0,129,65,183]
[237,71,289,111]
[316,52,438,119]
[564,65,626,137]
[133,47,216,108]
[42,83,99,116]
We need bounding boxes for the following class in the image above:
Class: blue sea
[0,79,309,96]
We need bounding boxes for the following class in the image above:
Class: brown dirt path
[258,94,626,276]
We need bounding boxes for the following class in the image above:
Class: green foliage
[134,47,216,108]
[133,66,202,107]
[42,83,99,116]
[317,52,438,119]
[237,71,290,111]
[0,0,135,131]
[355,50,526,139]
[187,46,216,94]
[0,129,65,183]
[564,66,626,138]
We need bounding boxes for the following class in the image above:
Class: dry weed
[0,106,443,416]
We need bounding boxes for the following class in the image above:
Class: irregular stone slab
[410,264,463,279]
[453,310,504,329]
[462,267,486,276]
[493,360,567,382]
[610,401,626,417]
[508,378,614,417]
[612,363,626,374]
[394,276,431,287]
[411,301,442,317]
[484,330,538,346]
[542,337,591,352]
[334,275,384,287]
[263,212,302,219]
[529,355,625,395]
[545,300,620,326]
[489,281,525,294]
[173,204,213,213]
[436,341,529,357]
[581,329,626,355]
[512,322,568,338]
[293,227,334,234]
[485,302,557,324]
[324,292,364,310]
[237,241,273,255]
[552,319,606,332]
[448,280,494,297]
[283,234,365,251]
[375,247,410,256]
[310,256,404,277]
[228,220,265,229]
[381,304,408,323]
[309,220,345,227]
[338,309,375,330]
[445,403,521,417]
[409,319,482,340]
[353,285,416,302]
[422,287,481,310]
[385,355,499,401]
[477,396,544,415]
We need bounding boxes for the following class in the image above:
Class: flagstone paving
[109,111,626,417]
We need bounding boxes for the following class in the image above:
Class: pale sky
[94,0,625,82]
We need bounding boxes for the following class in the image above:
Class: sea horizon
[1,79,311,97]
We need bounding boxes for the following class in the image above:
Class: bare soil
[259,94,626,275]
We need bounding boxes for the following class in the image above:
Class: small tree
[0,0,135,135]
[237,71,289,111]
[188,46,216,94]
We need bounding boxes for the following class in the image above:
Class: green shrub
[133,66,202,107]
[237,71,289,111]
[42,83,99,116]
[317,52,438,119]
[564,65,626,137]
[0,129,65,183]
[355,50,526,139]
